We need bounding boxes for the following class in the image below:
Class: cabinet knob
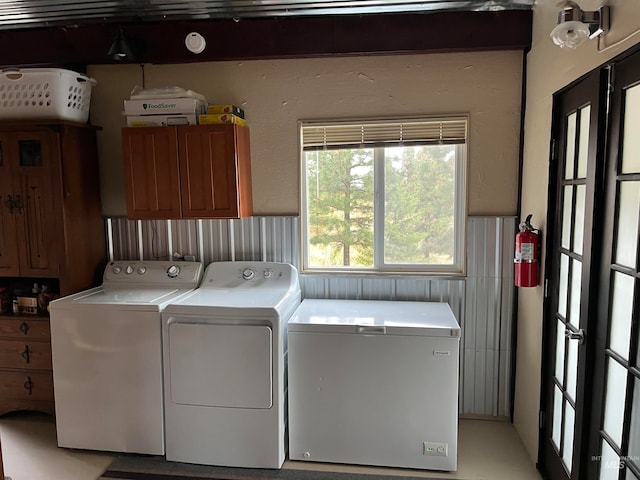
[19,321,29,335]
[13,194,23,214]
[4,194,14,214]
[23,376,33,395]
[21,345,31,363]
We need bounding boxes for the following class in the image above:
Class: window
[300,116,468,275]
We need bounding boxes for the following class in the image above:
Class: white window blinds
[301,117,467,151]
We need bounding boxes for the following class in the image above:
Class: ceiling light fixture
[185,32,206,54]
[550,2,609,49]
[108,25,136,61]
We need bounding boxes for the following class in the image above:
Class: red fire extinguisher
[514,214,540,287]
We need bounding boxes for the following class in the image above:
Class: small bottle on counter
[38,285,50,313]
[0,287,10,314]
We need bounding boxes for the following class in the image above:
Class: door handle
[565,328,585,345]
[357,325,386,334]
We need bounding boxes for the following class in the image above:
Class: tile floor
[0,412,542,480]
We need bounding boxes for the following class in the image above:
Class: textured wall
[88,50,523,217]
[106,215,516,417]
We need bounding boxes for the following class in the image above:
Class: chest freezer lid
[288,299,460,337]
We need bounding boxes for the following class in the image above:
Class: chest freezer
[287,299,461,471]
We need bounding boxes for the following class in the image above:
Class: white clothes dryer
[162,261,301,469]
[49,261,203,455]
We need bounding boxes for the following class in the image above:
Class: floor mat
[100,455,453,480]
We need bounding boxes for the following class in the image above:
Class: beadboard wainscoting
[105,215,516,417]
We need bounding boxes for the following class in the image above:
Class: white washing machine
[288,299,461,471]
[49,260,203,455]
[162,261,301,469]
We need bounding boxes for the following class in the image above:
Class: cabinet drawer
[0,317,50,340]
[0,339,52,370]
[0,370,54,402]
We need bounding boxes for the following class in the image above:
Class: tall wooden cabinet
[122,124,253,220]
[0,121,105,416]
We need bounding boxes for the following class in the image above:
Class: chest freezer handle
[357,325,386,334]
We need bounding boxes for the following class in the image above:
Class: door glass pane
[628,376,640,466]
[615,181,640,268]
[622,84,640,174]
[18,140,42,166]
[609,272,634,360]
[577,105,590,178]
[562,186,574,250]
[626,469,639,480]
[563,401,575,472]
[565,112,577,180]
[600,439,621,480]
[552,385,563,451]
[603,358,627,447]
[574,184,586,255]
[555,320,566,384]
[569,259,582,328]
[566,334,578,401]
[559,253,570,318]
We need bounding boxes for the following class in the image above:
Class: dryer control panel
[200,261,299,291]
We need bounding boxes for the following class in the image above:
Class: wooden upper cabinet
[122,126,182,219]
[122,124,253,220]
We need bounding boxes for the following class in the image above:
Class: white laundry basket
[0,68,97,123]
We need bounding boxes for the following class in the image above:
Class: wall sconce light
[550,2,610,49]
[108,25,136,61]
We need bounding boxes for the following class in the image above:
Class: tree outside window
[301,117,467,274]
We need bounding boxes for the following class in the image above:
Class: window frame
[299,116,468,276]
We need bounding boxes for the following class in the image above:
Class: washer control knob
[167,265,181,278]
[242,268,255,280]
[263,269,273,279]
[125,265,134,275]
[112,266,122,274]
[137,266,147,275]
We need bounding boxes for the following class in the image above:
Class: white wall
[87,51,523,217]
[515,0,640,463]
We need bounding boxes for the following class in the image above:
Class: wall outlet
[423,441,448,456]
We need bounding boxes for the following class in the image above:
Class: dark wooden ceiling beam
[0,10,531,68]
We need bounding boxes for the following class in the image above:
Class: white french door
[590,50,640,480]
[539,70,606,480]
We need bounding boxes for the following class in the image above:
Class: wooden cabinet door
[0,133,20,276]
[122,126,182,219]
[178,124,240,219]
[0,131,59,278]
[11,132,59,277]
